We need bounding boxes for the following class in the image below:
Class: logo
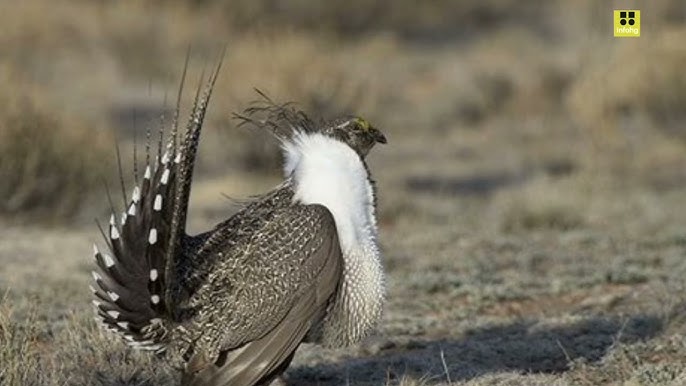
[614,10,640,37]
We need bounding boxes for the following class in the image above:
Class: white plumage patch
[132,186,141,203]
[153,194,162,211]
[103,254,115,268]
[282,131,385,345]
[108,291,120,302]
[109,214,120,239]
[148,228,158,245]
[161,169,170,185]
[283,132,376,252]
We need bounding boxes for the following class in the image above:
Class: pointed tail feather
[91,57,222,350]
[92,142,180,350]
[165,55,223,310]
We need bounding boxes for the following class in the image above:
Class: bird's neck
[283,132,385,345]
[284,133,377,251]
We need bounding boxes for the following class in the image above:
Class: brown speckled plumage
[91,62,386,386]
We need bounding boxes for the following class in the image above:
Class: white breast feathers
[282,131,385,346]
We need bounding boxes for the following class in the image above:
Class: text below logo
[614,10,640,37]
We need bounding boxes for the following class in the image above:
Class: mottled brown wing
[180,203,343,386]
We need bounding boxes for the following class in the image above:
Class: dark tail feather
[170,50,191,155]
[165,53,224,310]
[114,138,128,208]
[132,117,139,184]
[91,57,222,350]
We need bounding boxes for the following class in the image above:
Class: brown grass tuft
[0,67,113,222]
[567,27,686,148]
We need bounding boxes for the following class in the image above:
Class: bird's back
[172,182,344,385]
[171,183,297,304]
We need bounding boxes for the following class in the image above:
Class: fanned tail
[90,54,223,351]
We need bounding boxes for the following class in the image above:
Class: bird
[90,60,387,385]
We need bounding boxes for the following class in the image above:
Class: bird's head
[321,116,387,158]
[235,92,387,159]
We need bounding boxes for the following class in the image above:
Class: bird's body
[91,65,387,385]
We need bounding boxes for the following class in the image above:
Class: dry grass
[0,295,175,385]
[2,0,686,385]
[567,26,686,180]
[0,65,113,222]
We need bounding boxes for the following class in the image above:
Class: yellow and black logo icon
[614,10,640,37]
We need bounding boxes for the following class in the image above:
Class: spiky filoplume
[91,60,387,386]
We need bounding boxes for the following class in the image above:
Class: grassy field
[2,1,686,385]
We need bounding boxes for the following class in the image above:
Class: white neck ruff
[283,132,385,345]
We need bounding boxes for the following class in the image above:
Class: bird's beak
[371,128,387,144]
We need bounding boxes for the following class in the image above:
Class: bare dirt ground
[2,1,686,385]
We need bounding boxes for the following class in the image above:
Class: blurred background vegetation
[0,0,684,225]
[2,2,686,384]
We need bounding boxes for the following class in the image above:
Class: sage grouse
[90,63,387,385]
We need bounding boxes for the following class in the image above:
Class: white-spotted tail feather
[91,56,222,352]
